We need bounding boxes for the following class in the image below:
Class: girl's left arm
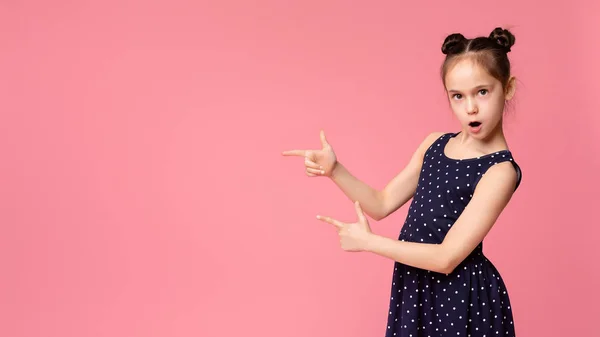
[363,161,519,274]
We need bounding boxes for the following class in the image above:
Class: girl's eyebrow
[447,84,492,93]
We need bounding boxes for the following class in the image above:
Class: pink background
[1,1,599,336]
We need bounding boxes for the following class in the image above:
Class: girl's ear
[504,76,516,101]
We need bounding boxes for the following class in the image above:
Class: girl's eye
[452,94,462,99]
[478,89,488,95]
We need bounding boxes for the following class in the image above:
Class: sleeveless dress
[384,132,522,337]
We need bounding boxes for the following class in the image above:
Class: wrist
[329,161,341,180]
[362,232,380,253]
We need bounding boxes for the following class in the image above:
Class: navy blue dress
[385,132,521,337]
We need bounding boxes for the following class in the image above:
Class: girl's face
[444,58,515,139]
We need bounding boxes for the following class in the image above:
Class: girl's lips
[469,122,482,133]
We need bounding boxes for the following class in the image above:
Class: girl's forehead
[445,59,497,88]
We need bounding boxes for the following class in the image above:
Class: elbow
[364,202,388,221]
[373,208,393,221]
[436,256,459,275]
[437,262,455,275]
[372,193,390,221]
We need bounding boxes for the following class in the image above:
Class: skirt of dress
[384,252,516,337]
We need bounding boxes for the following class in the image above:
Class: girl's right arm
[329,132,444,221]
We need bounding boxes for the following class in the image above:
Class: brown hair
[441,27,516,89]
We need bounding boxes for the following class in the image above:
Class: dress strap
[474,152,522,191]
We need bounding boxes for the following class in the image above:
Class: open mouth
[469,121,482,127]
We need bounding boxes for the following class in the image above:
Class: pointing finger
[282,149,307,157]
[316,215,344,229]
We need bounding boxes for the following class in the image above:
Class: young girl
[283,27,522,336]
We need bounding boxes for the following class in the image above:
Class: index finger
[281,149,307,157]
[316,215,344,229]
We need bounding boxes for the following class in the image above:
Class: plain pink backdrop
[1,1,599,336]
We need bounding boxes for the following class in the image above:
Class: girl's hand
[282,130,337,177]
[317,201,373,252]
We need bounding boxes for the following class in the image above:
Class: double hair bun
[441,27,516,55]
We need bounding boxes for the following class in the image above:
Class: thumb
[354,201,367,223]
[320,130,329,147]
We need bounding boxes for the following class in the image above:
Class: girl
[283,27,522,336]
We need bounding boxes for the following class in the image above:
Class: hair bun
[489,27,515,52]
[441,33,466,55]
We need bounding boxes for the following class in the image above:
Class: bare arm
[330,132,444,221]
[362,161,519,274]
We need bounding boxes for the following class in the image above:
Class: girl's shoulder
[422,131,450,148]
[420,131,453,153]
[411,132,448,159]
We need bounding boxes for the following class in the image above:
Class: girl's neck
[455,123,509,154]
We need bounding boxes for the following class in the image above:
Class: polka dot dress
[385,132,522,337]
